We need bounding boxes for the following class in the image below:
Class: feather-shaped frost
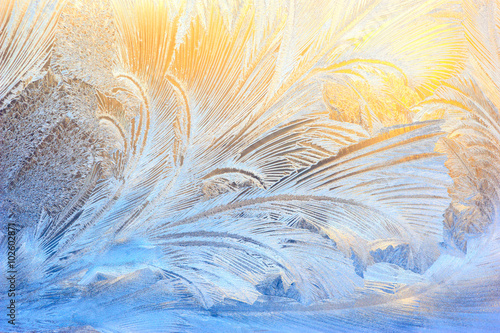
[0,0,499,332]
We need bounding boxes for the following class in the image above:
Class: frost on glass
[0,0,499,332]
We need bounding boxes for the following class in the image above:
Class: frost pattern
[0,0,499,332]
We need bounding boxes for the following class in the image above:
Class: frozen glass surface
[1,0,499,331]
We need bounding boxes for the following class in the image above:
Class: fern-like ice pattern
[1,0,499,332]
